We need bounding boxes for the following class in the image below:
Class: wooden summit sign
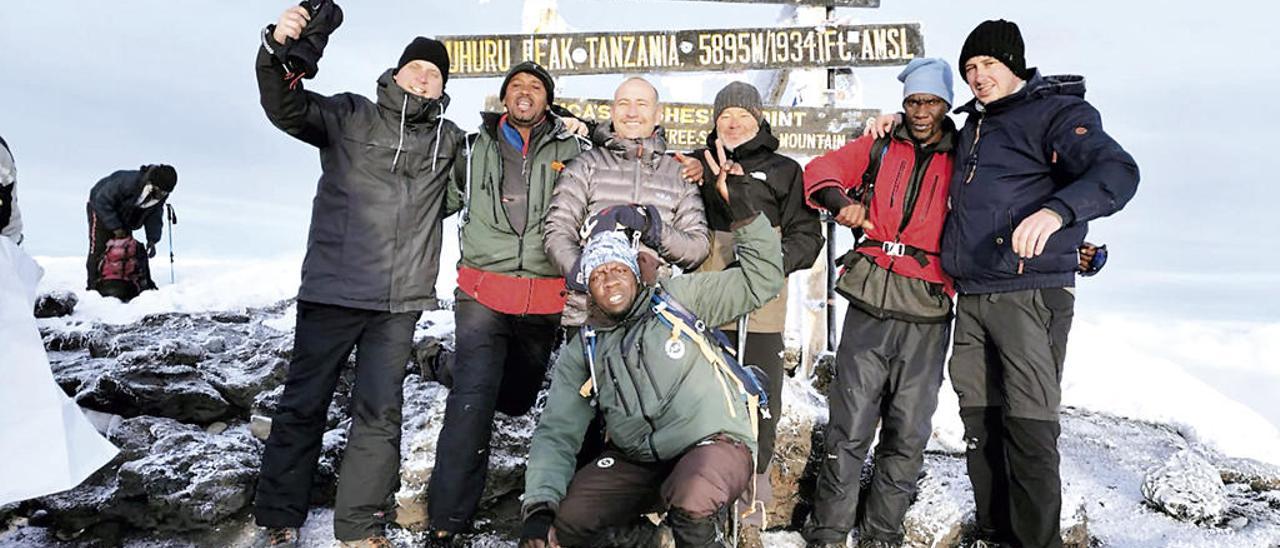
[484,96,879,156]
[443,24,922,78]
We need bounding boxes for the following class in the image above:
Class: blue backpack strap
[649,288,770,409]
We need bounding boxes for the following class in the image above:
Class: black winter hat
[142,165,177,192]
[958,19,1027,79]
[500,61,555,105]
[398,37,451,85]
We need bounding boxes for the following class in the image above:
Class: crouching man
[519,176,783,548]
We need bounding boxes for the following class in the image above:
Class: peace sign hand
[702,139,744,202]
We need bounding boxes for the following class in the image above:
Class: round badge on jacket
[664,338,686,359]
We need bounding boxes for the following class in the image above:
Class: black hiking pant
[805,305,950,545]
[724,331,785,473]
[554,436,753,548]
[254,300,420,541]
[427,292,561,533]
[949,288,1074,548]
[86,203,112,290]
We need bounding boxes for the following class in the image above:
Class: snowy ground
[34,254,1280,468]
[13,254,1280,547]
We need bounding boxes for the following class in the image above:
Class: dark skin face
[588,262,639,318]
[503,72,549,139]
[902,93,948,145]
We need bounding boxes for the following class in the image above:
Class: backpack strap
[857,133,893,205]
[577,326,600,405]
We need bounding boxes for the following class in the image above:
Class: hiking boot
[736,522,764,548]
[340,536,393,548]
[255,527,300,548]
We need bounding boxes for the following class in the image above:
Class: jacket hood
[955,70,1086,115]
[376,68,449,125]
[704,119,780,161]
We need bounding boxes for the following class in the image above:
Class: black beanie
[499,61,555,105]
[142,164,177,192]
[959,20,1027,79]
[398,37,450,85]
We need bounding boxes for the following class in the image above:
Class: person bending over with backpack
[519,174,782,548]
[86,164,176,301]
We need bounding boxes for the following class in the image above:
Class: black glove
[520,509,554,544]
[566,254,588,293]
[146,242,158,259]
[721,176,759,224]
[584,204,662,249]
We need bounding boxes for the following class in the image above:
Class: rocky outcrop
[5,303,1279,548]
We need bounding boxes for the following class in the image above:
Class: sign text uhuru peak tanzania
[443,24,922,78]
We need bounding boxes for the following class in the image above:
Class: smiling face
[503,72,548,128]
[903,93,948,145]
[394,60,444,99]
[588,262,639,318]
[963,55,1022,105]
[611,78,661,140]
[715,107,759,149]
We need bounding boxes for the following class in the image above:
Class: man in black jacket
[944,21,1139,548]
[251,4,465,547]
[692,81,823,545]
[86,164,176,297]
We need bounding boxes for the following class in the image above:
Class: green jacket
[522,213,783,515]
[448,112,588,277]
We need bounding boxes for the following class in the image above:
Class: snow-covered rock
[1142,449,1228,523]
[33,290,77,318]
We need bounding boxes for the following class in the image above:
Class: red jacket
[804,120,956,294]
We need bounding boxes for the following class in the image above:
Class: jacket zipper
[635,337,665,402]
[604,357,634,416]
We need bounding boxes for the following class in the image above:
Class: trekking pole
[165,203,178,284]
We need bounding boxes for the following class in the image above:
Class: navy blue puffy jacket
[942,71,1140,294]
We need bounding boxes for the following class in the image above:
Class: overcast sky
[2,0,1277,322]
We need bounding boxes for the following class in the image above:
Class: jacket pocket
[992,209,1020,274]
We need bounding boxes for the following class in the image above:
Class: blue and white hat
[578,231,639,287]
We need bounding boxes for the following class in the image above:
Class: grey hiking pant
[806,305,950,545]
[949,288,1074,548]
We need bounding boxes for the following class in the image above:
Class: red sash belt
[457,265,567,315]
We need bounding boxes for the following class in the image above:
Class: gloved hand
[582,204,662,250]
[519,509,554,548]
[1078,242,1107,277]
[566,254,589,293]
[269,0,344,80]
[146,242,158,259]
